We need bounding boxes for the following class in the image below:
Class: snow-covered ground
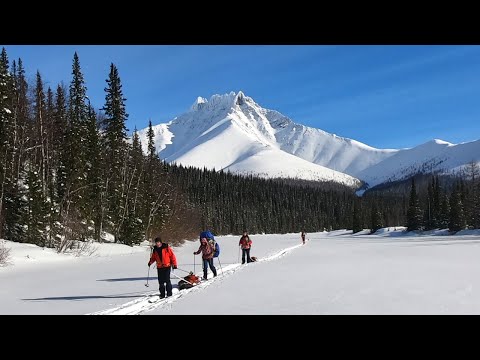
[2,229,480,315]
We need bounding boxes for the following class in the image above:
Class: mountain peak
[190,96,208,111]
[189,91,254,112]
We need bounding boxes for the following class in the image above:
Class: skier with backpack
[193,231,218,280]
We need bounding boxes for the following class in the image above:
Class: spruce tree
[102,63,128,242]
[3,56,28,242]
[407,177,423,231]
[439,193,450,229]
[449,186,465,232]
[0,48,14,238]
[25,167,47,246]
[370,201,383,233]
[85,105,102,240]
[55,84,68,203]
[65,53,89,227]
[352,198,362,233]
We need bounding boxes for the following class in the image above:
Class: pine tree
[3,56,29,242]
[432,176,441,229]
[439,192,450,229]
[54,84,68,203]
[475,182,480,229]
[370,201,383,233]
[352,198,362,233]
[85,105,103,241]
[449,186,465,232]
[466,161,479,228]
[407,177,423,231]
[102,63,128,242]
[25,167,47,246]
[65,53,89,221]
[0,47,12,237]
[33,71,47,196]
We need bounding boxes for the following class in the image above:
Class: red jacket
[148,244,177,268]
[239,236,252,249]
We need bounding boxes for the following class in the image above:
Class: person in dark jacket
[239,231,253,264]
[194,237,217,280]
[148,236,178,298]
[301,231,306,245]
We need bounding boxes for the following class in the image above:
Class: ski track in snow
[88,243,302,315]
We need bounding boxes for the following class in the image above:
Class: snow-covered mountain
[137,92,360,187]
[357,139,480,187]
[137,91,480,189]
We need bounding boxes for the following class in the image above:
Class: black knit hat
[154,237,162,243]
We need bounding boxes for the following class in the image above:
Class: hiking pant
[157,267,172,297]
[242,248,252,264]
[202,258,217,279]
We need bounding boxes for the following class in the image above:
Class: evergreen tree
[25,167,47,246]
[352,198,362,233]
[370,201,383,233]
[0,48,14,237]
[449,186,465,232]
[475,182,480,229]
[33,71,47,196]
[3,56,29,242]
[439,192,450,229]
[432,176,441,228]
[85,105,103,240]
[54,84,68,203]
[407,177,423,231]
[102,63,128,242]
[65,53,89,219]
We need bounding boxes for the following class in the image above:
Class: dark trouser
[157,267,172,298]
[202,258,217,279]
[242,248,252,264]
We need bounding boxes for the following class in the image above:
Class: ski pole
[217,257,223,275]
[194,253,196,273]
[238,246,240,263]
[145,246,154,287]
[145,265,151,287]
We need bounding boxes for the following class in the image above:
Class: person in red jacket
[239,231,253,264]
[148,236,177,298]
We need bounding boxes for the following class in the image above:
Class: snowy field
[2,228,480,315]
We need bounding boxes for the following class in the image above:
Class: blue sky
[2,45,480,149]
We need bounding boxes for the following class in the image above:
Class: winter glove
[172,265,177,270]
[148,262,151,267]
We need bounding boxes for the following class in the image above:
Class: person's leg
[208,258,217,277]
[242,249,246,264]
[202,259,208,280]
[157,267,166,298]
[246,248,252,263]
[164,267,172,296]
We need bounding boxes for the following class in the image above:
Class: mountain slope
[358,139,480,188]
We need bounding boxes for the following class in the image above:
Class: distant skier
[239,231,253,264]
[148,237,177,299]
[301,231,306,245]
